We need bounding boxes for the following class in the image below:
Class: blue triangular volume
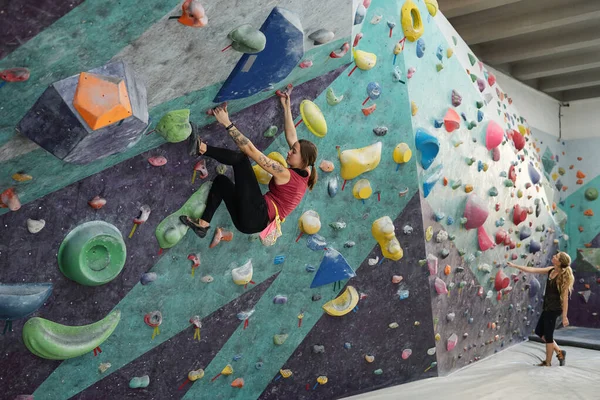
[310,248,356,288]
[214,7,304,102]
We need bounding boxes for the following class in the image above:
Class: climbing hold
[427,254,438,275]
[365,354,375,363]
[326,87,343,106]
[328,177,338,198]
[477,78,485,92]
[513,204,527,225]
[330,42,350,58]
[339,142,382,180]
[300,100,327,138]
[370,15,382,24]
[177,0,207,27]
[1,67,30,82]
[0,283,52,334]
[477,226,495,251]
[372,216,404,261]
[436,63,444,72]
[393,143,412,164]
[495,229,507,244]
[353,179,373,200]
[148,156,167,167]
[528,164,541,184]
[436,45,443,61]
[58,221,126,286]
[511,130,525,151]
[393,66,403,82]
[299,210,321,235]
[322,286,359,316]
[465,184,474,193]
[12,172,32,182]
[373,126,388,137]
[407,67,416,79]
[231,260,253,286]
[415,129,439,170]
[488,187,498,197]
[354,3,366,24]
[299,60,313,69]
[529,240,541,254]
[308,29,335,45]
[129,375,150,389]
[201,275,214,283]
[0,188,20,211]
[140,272,157,285]
[354,32,364,47]
[22,310,120,360]
[443,108,461,133]
[401,0,423,42]
[451,90,462,107]
[254,152,288,184]
[263,125,278,138]
[485,121,503,150]
[311,248,355,288]
[227,25,266,53]
[584,188,598,201]
[273,295,288,304]
[583,209,594,217]
[273,334,289,345]
[307,235,326,252]
[464,193,489,230]
[88,195,106,210]
[411,102,418,116]
[313,345,325,354]
[352,49,377,72]
[416,38,426,58]
[366,82,382,103]
[422,164,443,198]
[26,218,45,234]
[392,275,403,284]
[362,104,377,116]
[494,270,509,291]
[209,227,233,249]
[156,110,192,143]
[446,312,455,322]
[434,277,448,295]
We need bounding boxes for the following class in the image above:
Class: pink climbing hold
[492,147,500,162]
[451,90,462,107]
[427,254,438,276]
[513,204,527,225]
[464,193,489,230]
[508,165,517,183]
[447,333,458,351]
[485,121,503,150]
[494,270,509,291]
[495,229,507,244]
[148,156,167,167]
[330,42,350,58]
[402,349,412,359]
[511,130,525,151]
[299,60,313,69]
[477,226,495,251]
[434,277,448,295]
[488,73,496,86]
[443,108,460,133]
[353,33,363,47]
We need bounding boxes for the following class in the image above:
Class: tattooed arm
[213,105,290,183]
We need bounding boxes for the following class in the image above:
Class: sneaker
[556,350,566,366]
[179,215,209,238]
[188,123,202,157]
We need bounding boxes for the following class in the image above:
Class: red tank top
[264,168,309,220]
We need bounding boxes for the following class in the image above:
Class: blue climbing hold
[415,128,440,170]
[274,255,285,264]
[310,248,356,288]
[416,38,426,58]
[436,45,443,61]
[529,277,540,298]
[529,240,541,254]
[477,110,484,122]
[528,163,541,185]
[433,119,443,128]
[0,283,53,321]
[519,226,532,240]
[447,216,455,225]
[307,234,327,251]
[423,164,443,198]
[214,8,304,102]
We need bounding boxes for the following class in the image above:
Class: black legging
[200,145,270,234]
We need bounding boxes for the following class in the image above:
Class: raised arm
[280,92,298,149]
[212,105,290,182]
[507,262,553,274]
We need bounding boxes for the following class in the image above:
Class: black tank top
[543,269,562,312]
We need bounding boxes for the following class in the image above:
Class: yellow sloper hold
[253,152,287,184]
[372,216,403,261]
[231,259,253,286]
[339,142,382,180]
[393,143,412,164]
[221,365,233,376]
[353,49,377,71]
[352,179,373,200]
[300,100,327,138]
[322,286,359,316]
[401,0,424,42]
[298,210,321,235]
[424,0,438,16]
[518,124,528,135]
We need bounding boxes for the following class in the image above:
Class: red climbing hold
[0,67,30,82]
[330,42,350,58]
[495,229,507,244]
[0,188,21,211]
[477,226,495,251]
[494,270,509,291]
[443,108,460,133]
[362,104,376,116]
[513,205,527,225]
[511,130,525,151]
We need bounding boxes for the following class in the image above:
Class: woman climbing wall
[508,252,575,367]
[180,86,318,246]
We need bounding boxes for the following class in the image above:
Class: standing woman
[180,89,318,245]
[508,251,574,366]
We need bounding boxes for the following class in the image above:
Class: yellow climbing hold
[353,179,373,200]
[353,49,377,71]
[300,100,327,138]
[322,286,359,316]
[298,210,321,235]
[253,152,287,184]
[280,369,293,379]
[12,173,33,182]
[372,216,404,261]
[518,124,528,135]
[393,143,412,164]
[425,0,438,16]
[411,101,418,116]
[425,226,433,241]
[552,173,558,181]
[231,260,253,286]
[221,364,233,376]
[317,376,328,385]
[435,333,441,341]
[188,369,205,381]
[401,0,424,42]
[446,48,453,58]
[339,142,382,180]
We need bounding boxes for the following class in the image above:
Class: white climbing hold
[27,218,46,233]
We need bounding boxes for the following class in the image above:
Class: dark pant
[200,145,270,234]
[535,310,561,343]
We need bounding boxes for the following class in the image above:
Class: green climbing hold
[470,74,477,82]
[58,221,126,286]
[458,249,466,256]
[466,157,475,166]
[452,36,457,45]
[558,167,565,176]
[436,63,444,72]
[273,334,289,345]
[468,53,477,66]
[476,101,484,109]
[129,375,150,389]
[228,24,267,53]
[488,187,498,196]
[155,182,212,249]
[156,109,192,143]
[585,188,598,201]
[22,310,121,360]
[451,180,462,190]
[326,87,343,106]
[374,369,383,375]
[263,125,278,138]
[504,180,514,187]
[467,121,477,130]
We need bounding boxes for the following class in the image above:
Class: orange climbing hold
[584,209,594,217]
[0,188,21,211]
[465,184,473,193]
[579,226,584,232]
[576,179,583,185]
[444,265,451,275]
[178,0,208,27]
[231,378,244,388]
[73,72,132,130]
[443,177,448,186]
[577,157,583,161]
[576,171,586,179]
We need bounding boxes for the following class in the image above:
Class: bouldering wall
[405,4,561,375]
[557,137,600,328]
[1,1,440,399]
